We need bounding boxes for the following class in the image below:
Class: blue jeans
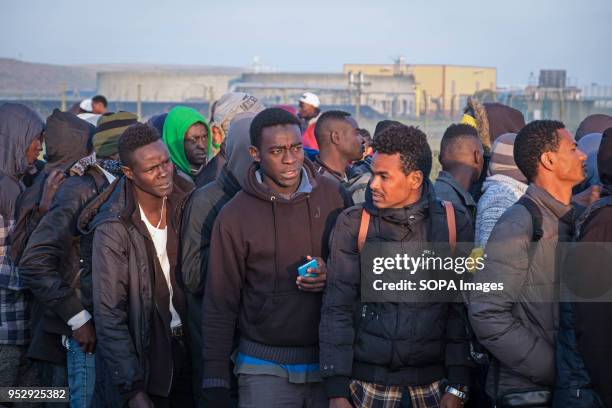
[66,337,95,408]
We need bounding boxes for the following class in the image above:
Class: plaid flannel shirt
[349,380,444,408]
[0,214,30,345]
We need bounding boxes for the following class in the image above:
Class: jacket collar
[363,180,433,226]
[314,156,348,183]
[526,183,574,220]
[243,158,319,203]
[436,170,476,208]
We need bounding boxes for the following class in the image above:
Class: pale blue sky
[1,0,610,86]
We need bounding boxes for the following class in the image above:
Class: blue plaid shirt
[0,214,30,345]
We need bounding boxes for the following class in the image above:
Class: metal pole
[60,83,67,111]
[136,84,142,121]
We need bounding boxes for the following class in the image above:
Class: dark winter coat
[11,109,94,265]
[434,170,477,238]
[563,129,612,407]
[19,166,109,364]
[82,174,191,403]
[468,184,574,398]
[319,181,474,398]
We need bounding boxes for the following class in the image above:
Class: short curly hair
[250,107,301,148]
[371,125,432,178]
[514,120,565,182]
[118,123,161,167]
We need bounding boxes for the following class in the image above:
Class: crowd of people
[0,91,611,408]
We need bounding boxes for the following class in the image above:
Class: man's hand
[72,320,96,353]
[297,256,327,292]
[39,169,65,214]
[329,397,353,408]
[128,391,154,408]
[440,392,464,408]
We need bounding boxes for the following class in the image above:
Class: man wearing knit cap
[475,133,528,248]
[19,111,138,407]
[197,92,265,187]
[299,92,322,151]
[162,106,211,184]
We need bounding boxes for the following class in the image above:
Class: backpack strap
[88,167,110,194]
[516,196,544,242]
[441,200,457,254]
[357,208,370,253]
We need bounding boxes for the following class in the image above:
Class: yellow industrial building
[343,62,496,116]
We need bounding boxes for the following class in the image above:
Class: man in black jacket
[19,112,138,405]
[320,125,472,408]
[86,124,193,407]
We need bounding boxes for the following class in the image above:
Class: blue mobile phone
[298,259,318,278]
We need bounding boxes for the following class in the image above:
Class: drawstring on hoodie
[271,196,280,303]
[305,196,316,260]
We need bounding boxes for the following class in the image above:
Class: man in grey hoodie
[468,120,586,406]
[180,112,257,404]
[0,103,44,388]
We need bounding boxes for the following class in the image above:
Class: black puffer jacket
[18,165,108,364]
[320,181,473,398]
[81,174,191,404]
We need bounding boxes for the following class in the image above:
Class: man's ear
[408,170,424,190]
[211,125,224,147]
[249,146,261,162]
[330,130,341,146]
[540,151,555,172]
[474,149,482,166]
[122,166,134,180]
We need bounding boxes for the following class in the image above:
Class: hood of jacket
[464,98,525,150]
[0,103,44,178]
[224,112,256,188]
[162,106,211,176]
[44,109,95,172]
[147,113,168,137]
[599,127,612,187]
[242,158,320,203]
[575,132,603,191]
[576,114,612,141]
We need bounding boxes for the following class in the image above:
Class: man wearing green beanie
[162,106,211,181]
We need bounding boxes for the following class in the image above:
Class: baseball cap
[299,92,320,108]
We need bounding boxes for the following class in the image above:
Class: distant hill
[0,58,244,99]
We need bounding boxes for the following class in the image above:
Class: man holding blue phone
[201,108,350,407]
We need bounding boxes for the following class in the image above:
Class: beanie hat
[489,133,527,183]
[93,111,139,158]
[211,92,264,134]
